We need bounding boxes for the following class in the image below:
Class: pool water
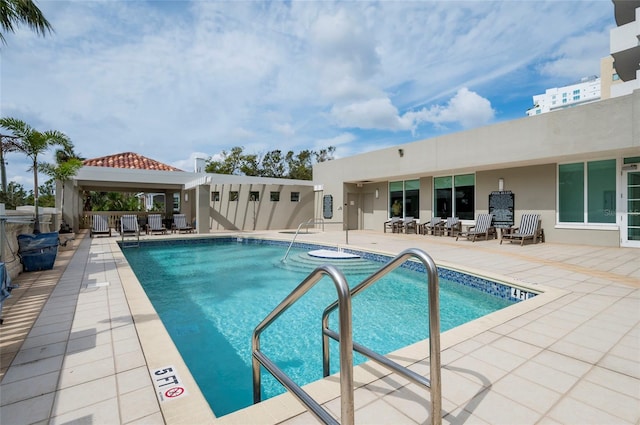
[123,240,513,416]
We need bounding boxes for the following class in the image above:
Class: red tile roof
[83,152,183,172]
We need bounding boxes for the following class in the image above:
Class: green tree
[260,150,285,178]
[205,146,334,180]
[41,157,83,230]
[0,117,72,233]
[0,0,53,45]
[286,149,313,180]
[36,179,55,207]
[0,181,28,209]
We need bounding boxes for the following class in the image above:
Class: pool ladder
[252,248,442,425]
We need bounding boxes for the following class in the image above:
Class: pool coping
[112,234,567,424]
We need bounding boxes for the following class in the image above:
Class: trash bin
[17,232,59,272]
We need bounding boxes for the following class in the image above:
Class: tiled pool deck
[0,229,638,424]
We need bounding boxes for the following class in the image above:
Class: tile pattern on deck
[0,229,639,425]
[0,232,163,425]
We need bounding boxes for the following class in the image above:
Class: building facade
[313,89,640,248]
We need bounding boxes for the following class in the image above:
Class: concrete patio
[0,229,638,424]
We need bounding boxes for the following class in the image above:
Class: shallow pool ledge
[111,240,217,424]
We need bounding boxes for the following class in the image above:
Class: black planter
[17,232,59,272]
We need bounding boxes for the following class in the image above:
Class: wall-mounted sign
[323,195,333,219]
[489,191,515,228]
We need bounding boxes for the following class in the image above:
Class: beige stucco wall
[209,183,314,231]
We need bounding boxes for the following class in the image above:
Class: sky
[1,0,614,191]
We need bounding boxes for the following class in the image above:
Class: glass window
[434,176,452,218]
[573,95,580,101]
[559,163,584,222]
[624,156,640,164]
[587,160,616,223]
[212,191,220,202]
[559,160,616,224]
[249,191,259,201]
[434,174,474,219]
[389,180,419,219]
[270,191,280,201]
[389,181,404,217]
[454,174,475,220]
[291,192,300,202]
[573,89,580,95]
[229,191,239,201]
[404,179,419,218]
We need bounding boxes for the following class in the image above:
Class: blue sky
[1,0,614,191]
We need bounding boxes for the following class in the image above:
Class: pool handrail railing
[251,263,354,425]
[281,218,326,262]
[321,248,442,425]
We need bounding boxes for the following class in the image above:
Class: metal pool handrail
[251,264,354,425]
[281,218,325,262]
[321,248,442,425]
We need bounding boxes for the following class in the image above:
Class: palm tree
[0,117,72,233]
[0,0,53,45]
[41,158,83,232]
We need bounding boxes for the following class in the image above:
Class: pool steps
[278,252,383,275]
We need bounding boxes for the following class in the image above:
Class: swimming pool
[122,238,526,417]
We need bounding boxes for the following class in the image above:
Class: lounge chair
[500,213,544,246]
[420,217,444,235]
[146,214,167,235]
[402,216,418,234]
[90,215,111,238]
[173,214,194,233]
[384,217,402,233]
[438,217,461,237]
[456,213,496,242]
[120,215,140,236]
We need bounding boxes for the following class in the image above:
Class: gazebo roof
[82,152,183,172]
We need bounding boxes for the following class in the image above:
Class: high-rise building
[525,76,601,116]
[608,0,640,98]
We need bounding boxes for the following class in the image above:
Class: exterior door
[622,168,640,247]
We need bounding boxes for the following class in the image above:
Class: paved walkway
[0,230,638,424]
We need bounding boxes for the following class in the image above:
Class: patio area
[0,229,638,424]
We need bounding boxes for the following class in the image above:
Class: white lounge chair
[90,215,111,238]
[146,214,166,235]
[173,214,194,233]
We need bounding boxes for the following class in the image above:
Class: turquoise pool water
[122,239,515,416]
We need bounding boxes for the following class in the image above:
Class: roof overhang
[73,166,315,192]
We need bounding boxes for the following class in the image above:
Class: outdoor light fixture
[499,178,504,191]
[184,193,188,202]
[375,188,379,199]
[398,148,404,157]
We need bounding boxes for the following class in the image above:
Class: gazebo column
[195,184,210,234]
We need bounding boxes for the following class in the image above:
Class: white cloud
[1,0,613,190]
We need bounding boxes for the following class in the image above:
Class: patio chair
[439,217,461,237]
[456,213,496,242]
[500,213,544,246]
[384,217,402,233]
[420,217,443,235]
[146,214,167,235]
[402,217,418,234]
[173,214,194,233]
[90,215,111,238]
[120,215,140,236]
